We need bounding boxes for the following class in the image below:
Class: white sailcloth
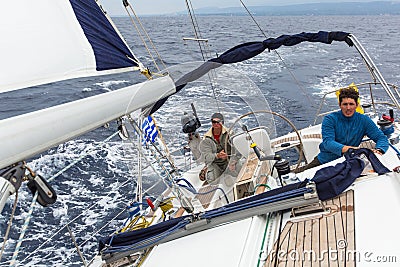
[0,0,174,169]
[0,0,138,93]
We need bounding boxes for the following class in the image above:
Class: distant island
[183,1,400,16]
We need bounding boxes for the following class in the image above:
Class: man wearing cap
[199,113,238,184]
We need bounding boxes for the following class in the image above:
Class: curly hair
[338,88,359,104]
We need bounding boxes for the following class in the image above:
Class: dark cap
[211,112,224,122]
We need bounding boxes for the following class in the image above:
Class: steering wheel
[224,110,306,172]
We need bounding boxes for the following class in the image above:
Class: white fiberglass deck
[141,217,266,267]
[353,172,400,266]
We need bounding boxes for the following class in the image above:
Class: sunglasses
[211,120,222,124]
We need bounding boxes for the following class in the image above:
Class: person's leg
[206,164,223,184]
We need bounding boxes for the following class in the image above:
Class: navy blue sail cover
[98,216,191,252]
[344,148,390,175]
[70,0,138,71]
[211,31,352,64]
[149,31,352,114]
[98,181,312,254]
[311,148,390,201]
[311,158,364,201]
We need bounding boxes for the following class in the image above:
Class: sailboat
[1,1,400,267]
[89,31,400,267]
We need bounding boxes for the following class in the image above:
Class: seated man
[301,87,389,171]
[199,113,238,184]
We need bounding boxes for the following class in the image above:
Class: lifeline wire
[0,192,18,262]
[10,132,119,266]
[18,179,127,265]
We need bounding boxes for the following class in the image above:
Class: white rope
[123,2,166,73]
[126,2,167,71]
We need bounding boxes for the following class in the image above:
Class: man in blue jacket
[302,87,389,171]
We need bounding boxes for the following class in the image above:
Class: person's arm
[320,115,347,157]
[199,138,217,165]
[365,117,389,153]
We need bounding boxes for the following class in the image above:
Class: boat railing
[350,34,400,109]
[313,81,399,125]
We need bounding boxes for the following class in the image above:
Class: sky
[100,0,377,16]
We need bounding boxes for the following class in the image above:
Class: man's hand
[342,145,358,154]
[372,148,383,155]
[216,150,228,160]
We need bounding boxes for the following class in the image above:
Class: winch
[378,109,398,145]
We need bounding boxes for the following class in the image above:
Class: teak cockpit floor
[264,190,355,267]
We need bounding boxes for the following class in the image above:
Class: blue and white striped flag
[142,116,158,144]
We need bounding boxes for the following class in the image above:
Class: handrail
[349,34,400,109]
[313,82,400,125]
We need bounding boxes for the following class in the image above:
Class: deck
[264,190,355,267]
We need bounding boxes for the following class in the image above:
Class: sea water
[1,15,400,266]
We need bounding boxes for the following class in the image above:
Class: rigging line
[9,193,37,267]
[129,117,177,171]
[136,116,144,204]
[66,224,87,267]
[126,129,172,182]
[185,0,221,112]
[17,186,130,265]
[239,0,267,38]
[123,3,161,73]
[239,0,316,108]
[148,115,174,165]
[126,1,167,71]
[63,181,163,260]
[184,6,221,106]
[124,121,193,211]
[78,209,126,260]
[10,132,119,265]
[0,192,18,262]
[185,0,205,61]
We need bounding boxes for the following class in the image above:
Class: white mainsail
[0,0,176,169]
[0,0,177,218]
[0,0,139,93]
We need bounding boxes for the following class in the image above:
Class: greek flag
[142,116,158,144]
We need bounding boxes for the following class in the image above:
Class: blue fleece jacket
[317,110,389,164]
